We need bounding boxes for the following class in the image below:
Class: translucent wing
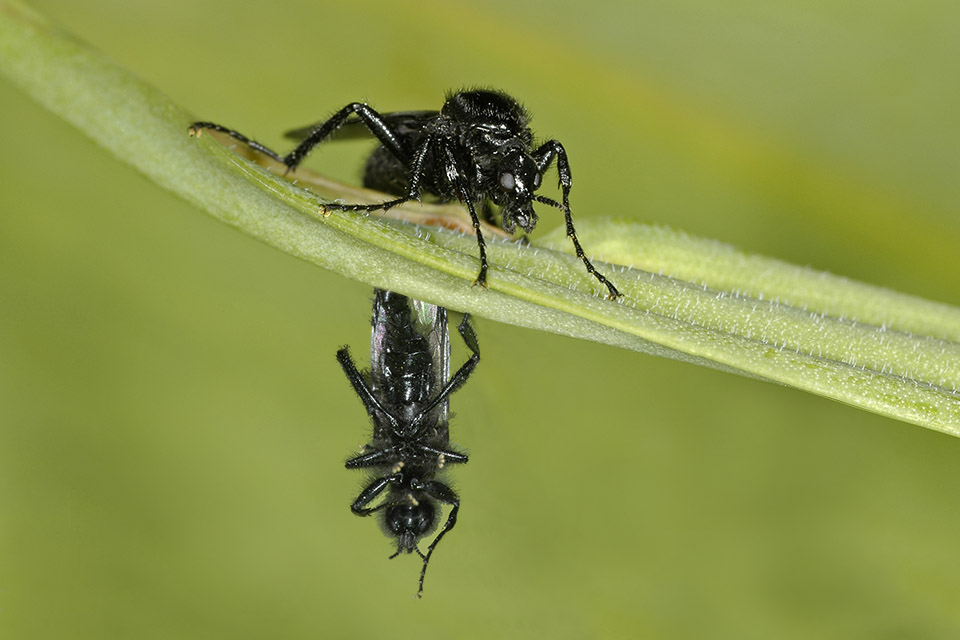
[410,297,450,417]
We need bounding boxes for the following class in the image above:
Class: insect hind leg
[321,197,412,214]
[188,122,287,164]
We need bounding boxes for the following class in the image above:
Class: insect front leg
[533,140,621,299]
[414,480,461,598]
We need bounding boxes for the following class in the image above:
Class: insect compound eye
[499,172,516,192]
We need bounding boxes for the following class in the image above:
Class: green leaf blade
[2,0,958,435]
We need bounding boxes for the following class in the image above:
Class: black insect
[337,289,480,598]
[189,89,620,298]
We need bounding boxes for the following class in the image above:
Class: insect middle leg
[321,134,436,215]
[436,141,489,287]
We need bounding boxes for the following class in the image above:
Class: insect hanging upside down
[338,289,480,598]
[189,89,621,299]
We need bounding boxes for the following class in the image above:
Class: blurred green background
[3,1,960,638]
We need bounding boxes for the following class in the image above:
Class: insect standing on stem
[189,89,621,298]
[337,289,480,598]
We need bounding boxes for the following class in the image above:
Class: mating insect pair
[189,89,620,298]
[189,90,611,596]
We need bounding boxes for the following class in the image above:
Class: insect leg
[188,122,287,163]
[533,140,621,299]
[345,446,401,469]
[415,446,469,465]
[323,134,435,214]
[336,347,399,432]
[438,142,489,287]
[414,480,460,598]
[283,103,412,171]
[411,314,480,426]
[350,473,402,516]
[191,102,411,174]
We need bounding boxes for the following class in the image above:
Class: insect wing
[283,111,439,143]
[410,297,450,416]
